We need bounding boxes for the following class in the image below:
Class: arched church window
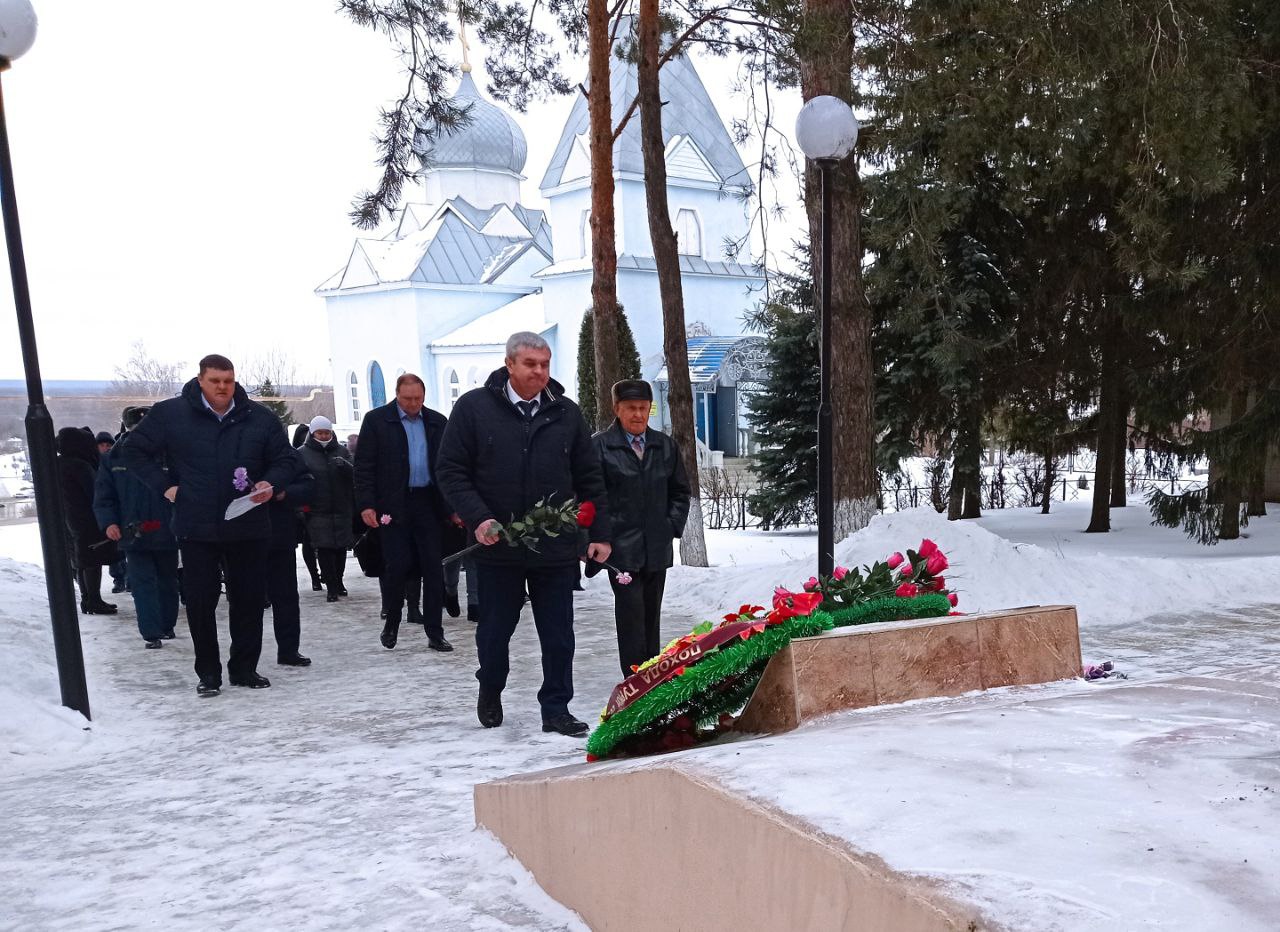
[368,361,387,408]
[580,210,592,258]
[444,368,461,410]
[676,209,702,258]
[348,371,361,421]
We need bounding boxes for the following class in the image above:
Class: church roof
[417,73,528,176]
[540,50,750,192]
[534,252,762,280]
[431,292,551,347]
[315,197,550,292]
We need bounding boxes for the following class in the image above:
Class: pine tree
[746,266,820,529]
[576,306,641,428]
[257,379,293,426]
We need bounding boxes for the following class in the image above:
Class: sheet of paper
[224,490,268,521]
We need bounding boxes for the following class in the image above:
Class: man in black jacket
[437,331,611,736]
[354,373,453,653]
[592,380,691,677]
[120,354,298,696]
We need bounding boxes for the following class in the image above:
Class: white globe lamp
[0,0,37,66]
[795,95,859,163]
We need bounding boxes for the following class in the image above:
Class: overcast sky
[0,1,804,383]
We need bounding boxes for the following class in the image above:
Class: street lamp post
[795,95,858,579]
[0,1,91,719]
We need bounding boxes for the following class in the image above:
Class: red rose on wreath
[896,582,919,598]
[577,501,596,527]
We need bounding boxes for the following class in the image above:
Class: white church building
[317,51,768,456]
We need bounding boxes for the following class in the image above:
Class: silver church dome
[417,73,528,175]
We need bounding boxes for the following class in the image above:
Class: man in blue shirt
[353,373,454,652]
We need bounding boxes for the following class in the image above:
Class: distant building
[318,52,767,456]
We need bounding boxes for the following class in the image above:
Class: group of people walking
[53,331,691,737]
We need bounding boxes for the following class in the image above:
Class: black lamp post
[795,95,859,579]
[0,1,91,720]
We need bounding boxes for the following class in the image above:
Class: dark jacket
[299,434,355,550]
[353,400,450,523]
[592,422,691,572]
[267,451,315,551]
[436,369,610,567]
[119,378,299,542]
[93,439,178,552]
[56,427,117,567]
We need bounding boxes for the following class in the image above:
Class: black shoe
[477,691,503,728]
[326,593,339,603]
[444,590,461,618]
[278,654,312,667]
[467,605,480,622]
[196,678,221,697]
[427,635,454,652]
[380,621,399,650]
[337,585,348,597]
[229,672,271,689]
[311,578,323,592]
[162,630,176,640]
[542,714,589,737]
[82,600,118,615]
[407,610,424,627]
[111,581,128,594]
[144,639,163,649]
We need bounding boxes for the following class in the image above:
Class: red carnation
[918,539,939,558]
[887,551,905,569]
[948,592,959,607]
[896,582,919,598]
[925,551,949,575]
[577,501,596,527]
[139,520,162,533]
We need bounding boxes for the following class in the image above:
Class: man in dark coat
[592,380,691,676]
[264,447,315,667]
[95,430,129,594]
[94,405,180,646]
[120,354,298,696]
[354,373,454,653]
[437,331,612,736]
[56,426,118,614]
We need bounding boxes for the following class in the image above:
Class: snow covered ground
[3,502,1279,930]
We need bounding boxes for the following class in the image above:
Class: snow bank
[667,503,1280,631]
[0,559,95,755]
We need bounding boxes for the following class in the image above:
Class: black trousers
[316,547,347,597]
[610,568,667,677]
[265,545,301,660]
[380,488,443,638]
[474,561,577,717]
[181,538,269,683]
[301,540,321,584]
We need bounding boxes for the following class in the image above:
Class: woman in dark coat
[298,416,355,601]
[56,426,119,614]
[292,423,324,591]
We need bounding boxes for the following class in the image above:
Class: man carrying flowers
[121,354,299,696]
[437,332,611,736]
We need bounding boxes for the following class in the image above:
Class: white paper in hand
[224,491,267,521]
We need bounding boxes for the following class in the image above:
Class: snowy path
[0,563,663,931]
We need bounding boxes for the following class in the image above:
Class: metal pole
[816,159,834,578]
[0,67,91,719]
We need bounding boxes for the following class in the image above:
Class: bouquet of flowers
[90,519,164,549]
[795,538,959,613]
[442,497,596,566]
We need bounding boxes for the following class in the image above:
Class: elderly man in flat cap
[591,379,691,677]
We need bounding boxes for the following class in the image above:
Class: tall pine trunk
[587,0,623,429]
[800,0,878,540]
[1041,441,1055,515]
[948,398,983,520]
[1086,314,1119,533]
[1218,389,1248,540]
[1109,375,1128,508]
[637,0,708,566]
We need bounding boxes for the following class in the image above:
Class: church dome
[417,72,528,176]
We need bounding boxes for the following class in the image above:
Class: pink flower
[925,551,948,575]
[886,551,905,570]
[895,582,919,598]
[833,566,848,581]
[918,539,939,558]
[931,575,945,591]
[772,586,793,609]
[616,572,633,586]
[232,466,249,492]
[379,514,392,525]
[802,576,819,591]
[948,592,959,607]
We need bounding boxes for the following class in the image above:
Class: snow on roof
[534,253,763,280]
[431,292,551,347]
[316,198,551,293]
[541,43,750,192]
